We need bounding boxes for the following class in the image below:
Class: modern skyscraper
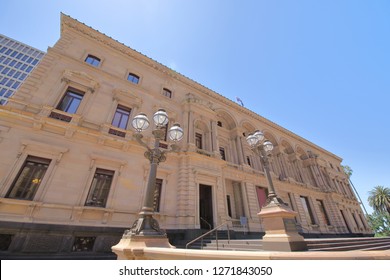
[0,34,45,105]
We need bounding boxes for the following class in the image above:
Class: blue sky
[2,0,389,214]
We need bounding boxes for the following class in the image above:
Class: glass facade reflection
[0,34,45,105]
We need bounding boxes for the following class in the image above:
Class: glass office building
[0,34,45,105]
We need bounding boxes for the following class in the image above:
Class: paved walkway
[140,247,390,260]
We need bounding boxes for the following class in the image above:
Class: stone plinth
[258,201,307,252]
[112,235,174,260]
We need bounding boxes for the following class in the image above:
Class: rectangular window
[226,195,232,217]
[19,73,27,80]
[287,193,295,210]
[127,73,139,84]
[6,79,14,87]
[72,237,96,252]
[153,178,163,212]
[219,147,226,160]
[352,213,360,229]
[316,199,331,225]
[85,168,114,208]
[49,88,84,122]
[6,156,51,200]
[8,69,16,77]
[13,71,21,79]
[246,156,252,167]
[11,81,20,89]
[56,88,84,114]
[111,105,131,129]
[195,133,203,149]
[1,67,10,75]
[0,77,9,85]
[158,123,169,148]
[256,186,268,209]
[162,88,172,98]
[300,196,316,225]
[85,55,100,67]
[359,214,367,230]
[0,234,13,251]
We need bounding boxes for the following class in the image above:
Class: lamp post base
[112,213,175,260]
[258,200,307,252]
[112,234,174,260]
[127,214,166,236]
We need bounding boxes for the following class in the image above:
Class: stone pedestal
[112,234,174,260]
[258,201,307,252]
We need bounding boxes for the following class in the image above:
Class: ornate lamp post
[127,109,183,238]
[112,109,183,259]
[246,130,307,252]
[246,130,286,206]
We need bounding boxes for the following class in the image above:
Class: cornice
[60,13,341,161]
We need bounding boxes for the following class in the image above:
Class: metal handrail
[186,222,230,250]
[200,217,212,230]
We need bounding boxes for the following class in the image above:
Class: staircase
[187,236,390,252]
[306,237,390,251]
[189,237,263,251]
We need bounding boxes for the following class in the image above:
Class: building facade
[0,34,45,105]
[0,14,371,258]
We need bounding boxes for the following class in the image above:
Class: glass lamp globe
[246,133,259,147]
[153,109,169,127]
[263,140,274,152]
[253,130,265,142]
[131,113,150,132]
[168,123,184,142]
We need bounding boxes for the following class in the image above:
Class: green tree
[368,186,390,214]
[342,165,353,178]
[341,165,369,214]
[366,212,390,237]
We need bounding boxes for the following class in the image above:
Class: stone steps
[189,237,390,252]
[306,237,390,251]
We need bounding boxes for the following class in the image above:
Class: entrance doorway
[199,184,214,230]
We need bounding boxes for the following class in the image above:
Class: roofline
[59,13,342,161]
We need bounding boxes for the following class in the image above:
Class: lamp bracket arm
[165,143,181,154]
[133,133,152,152]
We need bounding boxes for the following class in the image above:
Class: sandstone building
[0,14,371,258]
